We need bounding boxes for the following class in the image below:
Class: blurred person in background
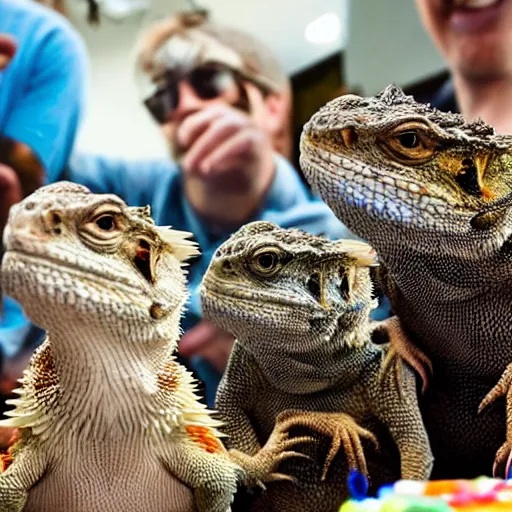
[0,0,88,422]
[416,0,512,133]
[68,11,356,405]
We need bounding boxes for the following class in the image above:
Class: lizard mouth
[204,284,312,310]
[2,249,145,297]
[202,278,323,314]
[301,145,453,227]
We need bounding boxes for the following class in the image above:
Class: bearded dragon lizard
[200,220,433,512]
[0,182,267,512]
[300,84,512,479]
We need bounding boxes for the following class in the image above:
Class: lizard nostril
[43,211,63,235]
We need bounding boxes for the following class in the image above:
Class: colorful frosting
[339,473,512,511]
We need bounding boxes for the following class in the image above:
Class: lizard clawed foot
[229,416,314,489]
[377,317,433,396]
[478,362,512,414]
[490,441,512,479]
[478,362,512,477]
[275,410,378,481]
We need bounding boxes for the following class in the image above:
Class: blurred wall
[69,7,171,158]
[345,0,446,95]
[70,0,347,158]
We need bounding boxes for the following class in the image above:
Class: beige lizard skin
[0,182,244,512]
[200,221,433,512]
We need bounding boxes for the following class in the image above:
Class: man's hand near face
[174,83,276,226]
[171,84,278,371]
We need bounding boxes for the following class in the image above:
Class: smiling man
[417,0,512,134]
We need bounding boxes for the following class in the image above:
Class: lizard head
[300,84,512,263]
[201,221,378,380]
[1,182,199,347]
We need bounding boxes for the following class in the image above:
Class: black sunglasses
[144,63,247,124]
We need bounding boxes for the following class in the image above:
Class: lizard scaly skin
[299,85,512,479]
[200,221,433,512]
[0,182,243,512]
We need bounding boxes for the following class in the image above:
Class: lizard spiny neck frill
[0,182,219,442]
[300,84,512,283]
[200,221,379,394]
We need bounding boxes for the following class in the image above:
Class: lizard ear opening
[340,266,357,302]
[307,273,321,302]
[340,271,350,300]
[134,239,153,283]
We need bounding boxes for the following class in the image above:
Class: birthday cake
[340,475,512,511]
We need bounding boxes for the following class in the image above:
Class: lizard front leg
[375,266,432,394]
[370,357,433,479]
[478,361,512,477]
[272,409,378,481]
[217,392,309,487]
[374,316,433,395]
[0,432,49,512]
[215,342,309,487]
[160,432,244,512]
[227,411,314,488]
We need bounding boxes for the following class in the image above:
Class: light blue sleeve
[66,152,182,212]
[66,153,127,196]
[3,19,88,181]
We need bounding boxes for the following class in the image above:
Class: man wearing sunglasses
[66,12,355,405]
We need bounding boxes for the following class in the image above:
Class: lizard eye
[250,247,283,276]
[80,206,124,249]
[95,214,116,231]
[396,132,420,149]
[382,122,437,164]
[257,253,277,269]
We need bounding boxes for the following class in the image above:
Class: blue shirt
[0,0,88,357]
[0,0,88,180]
[65,152,359,404]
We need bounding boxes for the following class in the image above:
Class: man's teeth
[456,0,500,9]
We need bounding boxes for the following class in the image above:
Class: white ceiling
[68,0,348,75]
